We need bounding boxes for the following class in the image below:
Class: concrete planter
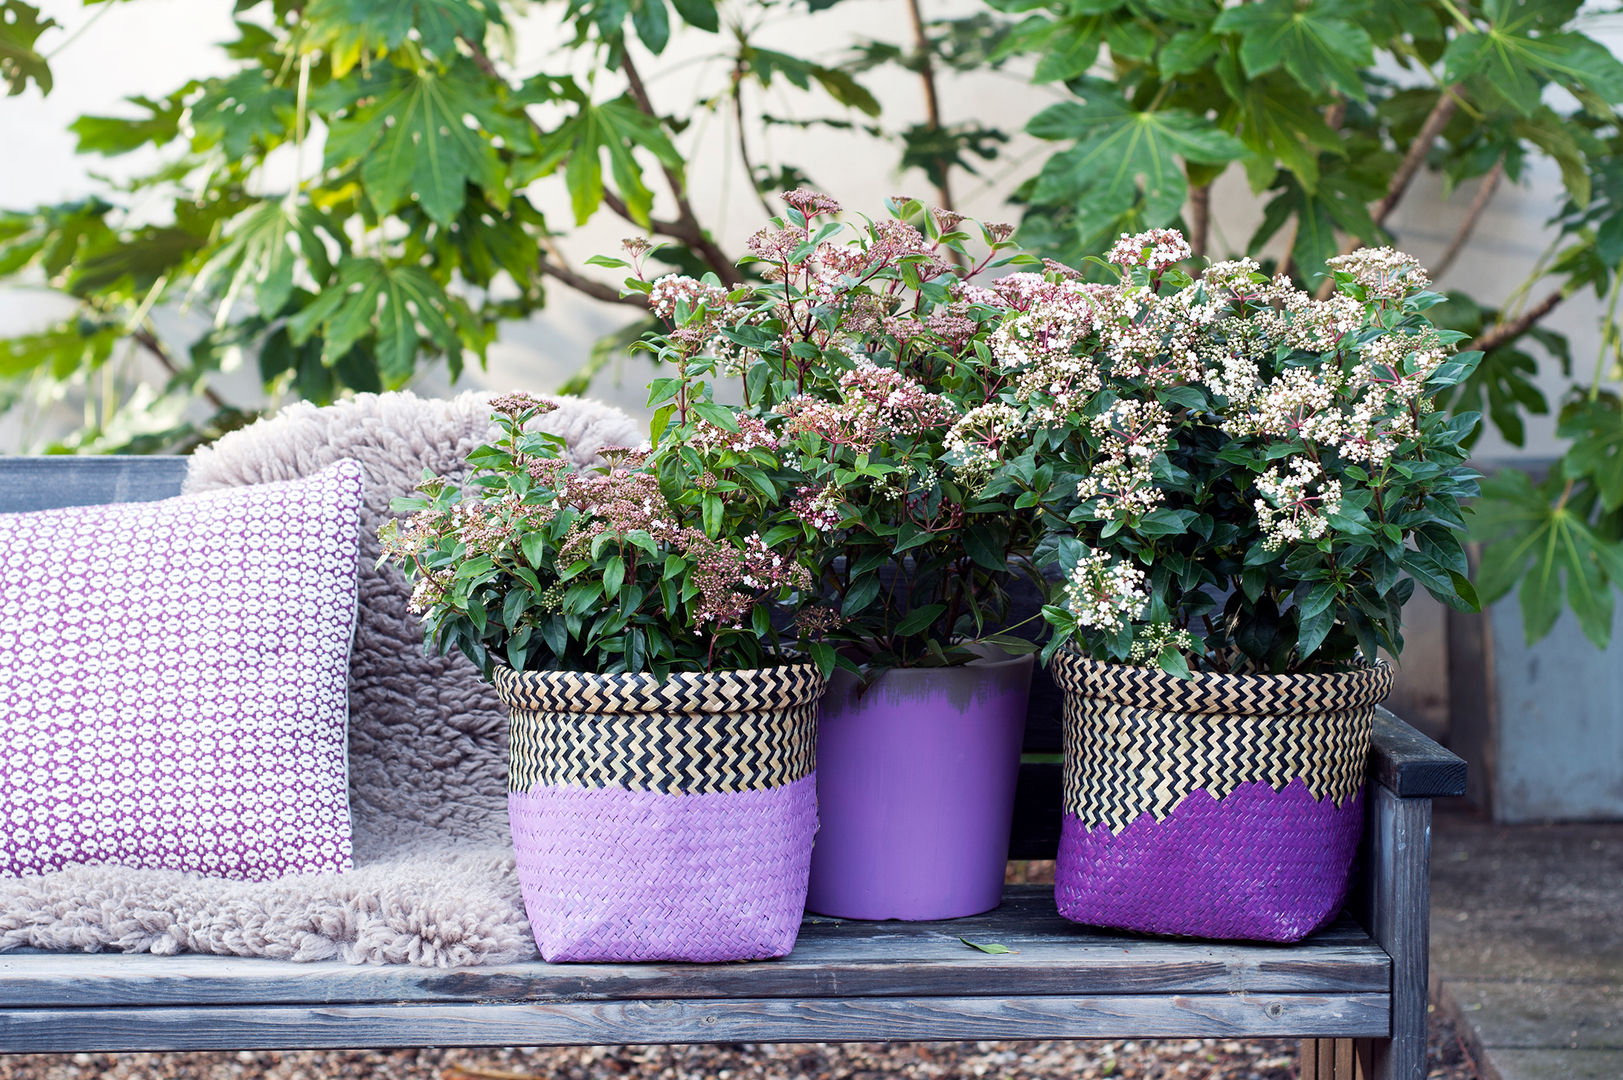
[1448,593,1623,823]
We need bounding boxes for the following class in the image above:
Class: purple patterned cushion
[0,460,364,881]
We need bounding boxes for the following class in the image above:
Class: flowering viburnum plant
[1004,230,1482,676]
[378,393,819,678]
[597,192,1049,675]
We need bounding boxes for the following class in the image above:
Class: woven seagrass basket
[1050,650,1392,942]
[491,662,825,963]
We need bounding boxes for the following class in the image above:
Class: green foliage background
[2,0,1622,648]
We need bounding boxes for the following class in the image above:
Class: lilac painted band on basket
[1055,778,1365,943]
[508,774,818,963]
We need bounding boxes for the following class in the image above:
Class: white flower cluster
[1129,623,1197,663]
[1200,257,1270,297]
[1091,285,1213,385]
[946,402,1024,488]
[1076,399,1172,520]
[1326,247,1431,300]
[1255,457,1344,550]
[790,484,844,532]
[986,278,1103,418]
[1238,366,1344,444]
[1196,324,1268,405]
[1061,548,1149,633]
[686,415,778,457]
[648,274,737,324]
[1281,291,1365,354]
[839,359,955,434]
[1107,229,1192,272]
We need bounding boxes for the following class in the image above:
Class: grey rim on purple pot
[1051,651,1392,942]
[493,661,824,963]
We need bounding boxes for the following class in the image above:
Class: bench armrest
[1368,707,1466,799]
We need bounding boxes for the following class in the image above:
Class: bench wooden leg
[1362,784,1434,1080]
[1299,1037,1369,1078]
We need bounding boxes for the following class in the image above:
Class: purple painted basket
[492,663,824,963]
[1051,652,1392,943]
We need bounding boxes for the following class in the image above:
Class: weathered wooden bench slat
[0,890,1388,1008]
[0,455,188,513]
[0,992,1391,1054]
[1368,709,1467,799]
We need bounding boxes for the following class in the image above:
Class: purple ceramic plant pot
[805,650,1034,921]
[1050,652,1392,943]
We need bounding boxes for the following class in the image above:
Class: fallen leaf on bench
[959,936,1017,954]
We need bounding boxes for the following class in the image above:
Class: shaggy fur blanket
[0,390,642,965]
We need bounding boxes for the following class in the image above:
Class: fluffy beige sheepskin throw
[0,390,641,965]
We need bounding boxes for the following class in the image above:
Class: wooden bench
[0,456,1469,1080]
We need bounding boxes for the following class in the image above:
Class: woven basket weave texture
[1051,652,1390,942]
[494,662,823,963]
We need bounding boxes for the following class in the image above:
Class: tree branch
[133,327,228,410]
[906,0,954,214]
[1434,158,1503,280]
[1188,183,1211,259]
[1373,85,1462,228]
[620,52,743,285]
[538,257,648,308]
[1316,84,1462,297]
[1469,288,1565,353]
[732,64,777,220]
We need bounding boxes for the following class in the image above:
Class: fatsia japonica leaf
[0,322,118,379]
[68,224,206,298]
[323,61,514,226]
[741,47,882,116]
[1212,0,1375,101]
[1230,76,1347,193]
[1516,109,1595,208]
[1471,468,1623,647]
[1559,397,1623,513]
[1251,171,1376,283]
[303,0,505,72]
[70,92,188,156]
[1441,0,1623,115]
[0,198,115,281]
[0,0,53,96]
[192,71,296,160]
[286,256,480,382]
[531,89,686,226]
[668,0,720,32]
[1026,92,1245,223]
[190,200,343,325]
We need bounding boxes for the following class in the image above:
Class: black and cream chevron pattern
[1050,652,1393,717]
[494,663,823,796]
[1052,652,1387,834]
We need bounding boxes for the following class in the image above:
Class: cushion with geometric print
[0,459,363,880]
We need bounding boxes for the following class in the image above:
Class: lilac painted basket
[1050,652,1392,943]
[491,662,824,963]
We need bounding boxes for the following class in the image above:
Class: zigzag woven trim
[492,663,826,715]
[1054,657,1383,834]
[1051,651,1392,717]
[494,664,822,796]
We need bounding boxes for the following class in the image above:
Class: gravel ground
[0,1009,1479,1080]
